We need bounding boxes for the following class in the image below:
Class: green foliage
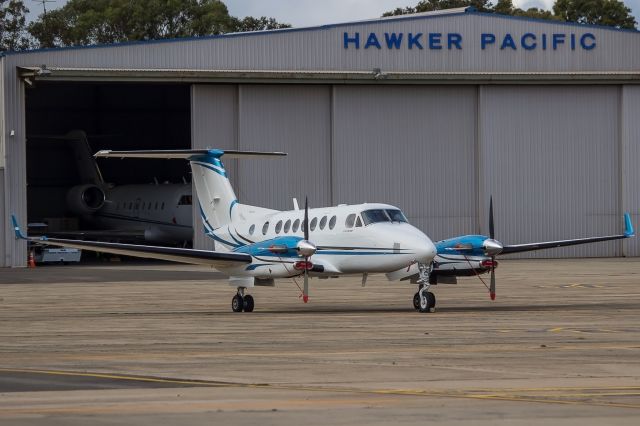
[28,0,291,48]
[0,0,30,51]
[554,0,636,29]
[232,16,291,32]
[383,0,492,16]
[382,0,636,29]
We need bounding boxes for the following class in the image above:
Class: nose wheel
[231,288,255,313]
[413,285,436,313]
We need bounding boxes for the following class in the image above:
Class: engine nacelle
[66,184,106,215]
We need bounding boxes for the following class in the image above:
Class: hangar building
[1,7,639,267]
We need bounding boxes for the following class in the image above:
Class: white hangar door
[237,85,332,211]
[191,84,332,251]
[332,85,478,241]
[479,85,621,258]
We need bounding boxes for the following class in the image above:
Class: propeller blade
[304,197,309,241]
[303,259,310,303]
[489,196,495,240]
[489,256,496,300]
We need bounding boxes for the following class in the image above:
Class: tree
[383,0,493,16]
[0,0,30,51]
[554,0,636,29]
[28,0,290,48]
[232,16,291,32]
[382,0,635,29]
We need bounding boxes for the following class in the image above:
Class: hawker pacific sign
[343,31,596,51]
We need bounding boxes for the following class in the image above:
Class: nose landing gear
[413,262,436,313]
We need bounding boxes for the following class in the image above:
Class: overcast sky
[27,1,640,27]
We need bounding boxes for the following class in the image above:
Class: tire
[419,291,436,313]
[243,294,254,312]
[427,292,436,312]
[231,294,244,312]
[412,292,420,311]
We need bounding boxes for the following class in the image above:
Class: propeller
[483,196,503,300]
[295,197,316,303]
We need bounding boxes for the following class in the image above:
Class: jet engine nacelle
[66,184,106,215]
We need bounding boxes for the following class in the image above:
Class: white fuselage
[93,184,193,243]
[210,202,437,279]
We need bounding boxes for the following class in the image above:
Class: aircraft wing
[500,213,634,255]
[13,216,250,268]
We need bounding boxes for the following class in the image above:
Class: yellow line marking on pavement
[2,368,639,411]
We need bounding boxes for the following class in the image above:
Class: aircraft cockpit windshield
[361,209,408,225]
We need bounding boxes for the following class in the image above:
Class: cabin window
[179,195,192,205]
[355,216,363,227]
[262,222,269,235]
[249,224,255,235]
[148,202,152,210]
[284,219,291,233]
[319,216,327,230]
[310,217,318,231]
[329,215,337,230]
[292,219,300,233]
[275,220,283,234]
[345,214,356,228]
[386,209,408,223]
[128,202,133,210]
[155,202,158,210]
[161,202,165,210]
[142,202,146,210]
[116,202,120,211]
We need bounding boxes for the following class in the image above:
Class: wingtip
[623,213,635,238]
[11,214,27,240]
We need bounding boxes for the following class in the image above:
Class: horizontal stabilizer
[95,149,286,159]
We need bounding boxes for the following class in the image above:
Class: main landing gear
[231,287,254,313]
[413,262,436,313]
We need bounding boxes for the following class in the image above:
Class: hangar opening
[25,82,193,250]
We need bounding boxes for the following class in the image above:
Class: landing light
[481,259,498,269]
[294,261,313,271]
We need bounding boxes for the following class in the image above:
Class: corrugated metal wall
[237,85,331,211]
[622,86,640,257]
[191,84,238,251]
[190,83,638,258]
[332,85,477,240]
[479,85,622,258]
[4,12,640,73]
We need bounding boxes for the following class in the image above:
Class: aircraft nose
[413,236,437,264]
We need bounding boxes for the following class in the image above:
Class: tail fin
[95,149,286,230]
[67,130,104,184]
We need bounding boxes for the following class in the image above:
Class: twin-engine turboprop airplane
[13,148,438,313]
[394,198,634,309]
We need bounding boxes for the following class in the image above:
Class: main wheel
[231,294,244,312]
[412,292,420,311]
[427,292,436,312]
[243,294,255,312]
